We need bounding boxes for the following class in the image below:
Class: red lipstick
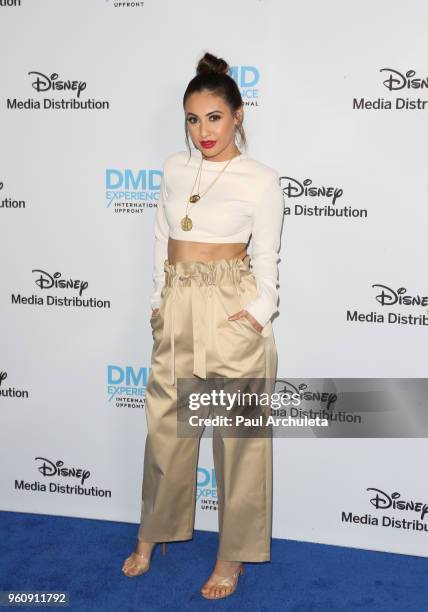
[200,141,217,149]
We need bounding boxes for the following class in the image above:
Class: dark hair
[182,52,247,160]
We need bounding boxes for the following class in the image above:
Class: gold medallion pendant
[180,215,193,231]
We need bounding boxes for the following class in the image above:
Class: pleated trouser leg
[137,255,278,562]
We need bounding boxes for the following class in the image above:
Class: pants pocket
[150,308,164,344]
[238,313,263,335]
[235,274,264,335]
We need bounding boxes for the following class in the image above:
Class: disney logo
[275,379,337,410]
[0,371,7,386]
[367,487,428,520]
[35,457,90,485]
[372,284,428,307]
[32,270,88,296]
[380,68,428,91]
[28,71,87,98]
[280,177,343,205]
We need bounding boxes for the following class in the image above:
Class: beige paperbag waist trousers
[138,255,278,562]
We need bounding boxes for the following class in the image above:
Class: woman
[122,51,284,600]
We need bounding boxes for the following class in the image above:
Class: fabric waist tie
[168,273,206,386]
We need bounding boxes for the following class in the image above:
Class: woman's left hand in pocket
[228,309,263,333]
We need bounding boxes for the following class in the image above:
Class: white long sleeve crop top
[150,147,284,327]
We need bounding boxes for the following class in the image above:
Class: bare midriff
[167,238,248,265]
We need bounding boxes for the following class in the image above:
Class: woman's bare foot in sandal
[200,560,244,599]
[122,540,156,577]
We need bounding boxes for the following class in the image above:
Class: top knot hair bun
[196,52,229,76]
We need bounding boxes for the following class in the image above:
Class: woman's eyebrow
[186,110,224,117]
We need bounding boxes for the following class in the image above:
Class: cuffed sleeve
[244,171,284,328]
[150,165,169,310]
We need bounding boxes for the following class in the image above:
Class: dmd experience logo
[197,466,217,512]
[105,167,162,213]
[230,65,259,106]
[107,364,151,409]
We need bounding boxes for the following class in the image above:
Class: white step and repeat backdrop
[1,0,427,558]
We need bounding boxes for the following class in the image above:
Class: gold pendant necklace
[180,151,239,231]
[180,215,193,231]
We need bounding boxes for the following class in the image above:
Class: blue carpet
[0,510,427,611]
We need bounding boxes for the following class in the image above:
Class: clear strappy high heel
[122,542,167,577]
[200,563,244,599]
